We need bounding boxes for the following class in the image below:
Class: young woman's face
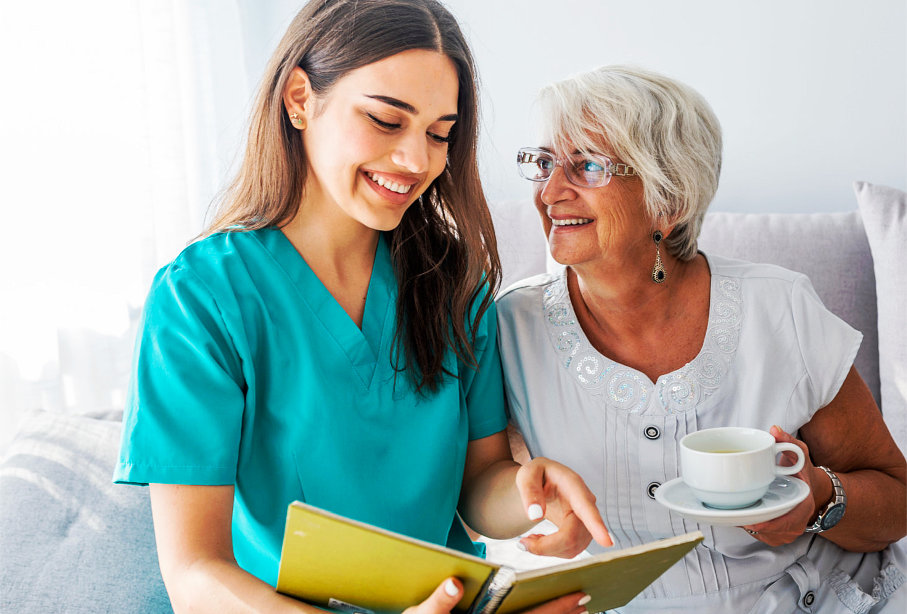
[296,49,459,232]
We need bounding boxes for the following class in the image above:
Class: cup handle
[773,442,805,475]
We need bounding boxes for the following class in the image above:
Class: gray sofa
[1,410,171,613]
[2,182,904,613]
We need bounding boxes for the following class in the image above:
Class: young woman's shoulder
[143,228,281,325]
[171,228,264,269]
[157,228,274,288]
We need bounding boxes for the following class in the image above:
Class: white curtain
[0,0,289,450]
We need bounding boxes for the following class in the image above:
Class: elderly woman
[497,65,907,612]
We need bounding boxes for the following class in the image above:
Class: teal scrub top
[114,228,508,587]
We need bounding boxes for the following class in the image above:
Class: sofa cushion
[489,199,549,291]
[698,211,880,407]
[0,411,172,613]
[855,182,907,456]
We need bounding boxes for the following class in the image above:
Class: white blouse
[497,254,906,613]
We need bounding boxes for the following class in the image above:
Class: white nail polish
[516,541,527,552]
[527,503,544,520]
[444,579,458,596]
[578,594,591,606]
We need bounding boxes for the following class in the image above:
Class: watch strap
[805,465,846,533]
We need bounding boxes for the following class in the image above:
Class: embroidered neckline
[542,262,743,414]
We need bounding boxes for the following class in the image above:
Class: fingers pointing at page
[515,458,613,557]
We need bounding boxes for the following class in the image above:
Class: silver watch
[805,466,846,533]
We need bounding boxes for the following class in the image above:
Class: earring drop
[651,230,666,283]
[290,113,304,129]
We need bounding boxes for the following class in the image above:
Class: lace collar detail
[541,263,743,414]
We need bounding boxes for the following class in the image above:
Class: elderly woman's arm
[744,366,907,550]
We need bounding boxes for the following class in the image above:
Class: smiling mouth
[551,217,593,226]
[366,171,415,195]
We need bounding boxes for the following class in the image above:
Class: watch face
[821,504,846,530]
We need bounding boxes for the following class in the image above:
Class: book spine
[468,567,516,614]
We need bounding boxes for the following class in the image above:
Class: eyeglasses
[516,147,637,188]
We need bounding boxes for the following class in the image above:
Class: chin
[554,258,579,268]
[364,209,409,232]
[547,240,578,266]
[548,249,575,267]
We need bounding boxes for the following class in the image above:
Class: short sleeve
[114,263,246,486]
[461,288,508,441]
[790,274,863,412]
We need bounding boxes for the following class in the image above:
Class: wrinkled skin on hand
[740,426,819,546]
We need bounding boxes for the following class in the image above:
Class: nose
[538,164,574,205]
[390,131,430,174]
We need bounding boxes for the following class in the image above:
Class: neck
[281,197,380,281]
[568,252,693,337]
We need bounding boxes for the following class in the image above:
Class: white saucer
[654,476,810,526]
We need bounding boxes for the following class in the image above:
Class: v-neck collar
[255,227,396,391]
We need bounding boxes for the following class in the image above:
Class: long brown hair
[207,0,500,393]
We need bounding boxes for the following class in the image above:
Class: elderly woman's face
[534,145,650,270]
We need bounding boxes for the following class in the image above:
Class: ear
[658,223,678,239]
[283,66,314,128]
[652,212,678,240]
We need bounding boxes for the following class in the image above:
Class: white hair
[538,65,722,261]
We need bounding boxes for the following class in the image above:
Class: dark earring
[652,230,666,283]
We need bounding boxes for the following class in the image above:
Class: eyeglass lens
[517,149,611,188]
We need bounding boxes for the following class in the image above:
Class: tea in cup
[680,427,805,509]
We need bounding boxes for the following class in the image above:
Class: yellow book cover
[276,501,702,614]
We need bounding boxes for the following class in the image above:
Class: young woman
[115,1,610,612]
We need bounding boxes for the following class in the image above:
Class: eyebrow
[366,94,458,122]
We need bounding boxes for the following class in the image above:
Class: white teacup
[680,427,805,509]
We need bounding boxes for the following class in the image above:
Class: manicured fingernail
[527,503,544,520]
[444,579,458,596]
[578,594,591,606]
[516,541,528,552]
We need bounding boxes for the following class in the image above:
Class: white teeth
[551,217,593,226]
[367,172,413,194]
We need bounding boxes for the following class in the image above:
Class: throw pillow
[855,181,907,456]
[698,211,880,405]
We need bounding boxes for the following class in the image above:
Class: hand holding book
[400,578,590,614]
[277,502,703,613]
[399,577,465,614]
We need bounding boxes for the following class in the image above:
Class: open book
[276,501,702,614]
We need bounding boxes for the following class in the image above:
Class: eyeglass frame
[515,147,637,188]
